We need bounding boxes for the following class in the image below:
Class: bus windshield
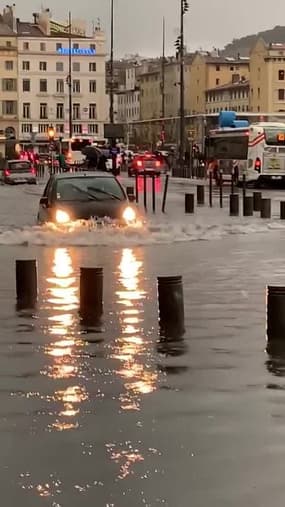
[264,128,285,145]
[208,134,248,160]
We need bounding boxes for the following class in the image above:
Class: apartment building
[2,5,108,142]
[116,66,140,123]
[205,79,250,113]
[0,16,18,138]
[190,51,250,113]
[250,38,285,112]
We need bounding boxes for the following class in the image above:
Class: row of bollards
[15,260,185,336]
[131,173,169,214]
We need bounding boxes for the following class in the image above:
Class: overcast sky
[17,0,285,57]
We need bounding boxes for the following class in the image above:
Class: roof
[54,171,115,180]
[17,22,44,37]
[206,79,249,92]
[0,22,15,36]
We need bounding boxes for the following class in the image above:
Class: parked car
[37,171,137,225]
[2,159,37,185]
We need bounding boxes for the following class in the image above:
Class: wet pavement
[1,177,285,505]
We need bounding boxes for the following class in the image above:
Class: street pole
[109,0,114,124]
[161,16,166,119]
[179,0,185,176]
[68,11,73,138]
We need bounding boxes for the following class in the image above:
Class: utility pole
[161,16,166,119]
[179,0,189,175]
[109,0,114,123]
[68,11,73,138]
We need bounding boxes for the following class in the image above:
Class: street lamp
[109,0,114,124]
[178,0,189,176]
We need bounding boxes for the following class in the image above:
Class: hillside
[222,26,285,56]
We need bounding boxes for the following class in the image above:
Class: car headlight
[122,206,136,224]
[55,209,70,224]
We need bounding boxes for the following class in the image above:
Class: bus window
[265,128,285,145]
[71,139,91,151]
[209,135,248,160]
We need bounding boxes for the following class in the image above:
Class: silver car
[2,160,37,185]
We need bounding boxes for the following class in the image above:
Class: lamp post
[68,11,73,138]
[109,0,114,124]
[178,0,189,176]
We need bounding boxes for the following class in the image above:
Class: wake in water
[0,217,284,246]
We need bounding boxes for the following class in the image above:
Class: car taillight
[155,160,161,167]
[67,152,72,160]
[30,167,36,175]
[254,158,261,172]
[136,160,143,168]
[4,169,10,176]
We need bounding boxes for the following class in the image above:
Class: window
[216,78,220,85]
[89,62,96,72]
[73,103,80,120]
[2,101,17,115]
[73,80,81,93]
[5,61,13,70]
[89,103,97,119]
[257,87,260,98]
[40,103,48,119]
[73,43,79,50]
[39,61,47,71]
[90,44,96,51]
[56,175,125,202]
[40,42,46,51]
[56,43,62,51]
[56,103,64,120]
[6,41,11,48]
[56,124,64,133]
[73,62,80,72]
[23,103,30,119]
[279,70,285,80]
[2,79,17,92]
[38,124,49,133]
[89,80,96,93]
[22,61,30,71]
[216,65,220,71]
[23,79,30,92]
[56,62,64,72]
[23,42,29,50]
[40,79,47,93]
[279,89,285,100]
[56,79,64,94]
[73,124,82,134]
[21,123,32,134]
[88,124,98,134]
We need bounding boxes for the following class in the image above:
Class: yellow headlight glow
[56,209,70,224]
[122,206,136,224]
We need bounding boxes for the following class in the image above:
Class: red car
[128,152,167,177]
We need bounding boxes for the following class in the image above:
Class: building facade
[205,79,249,113]
[0,12,18,138]
[189,52,250,114]
[250,38,285,113]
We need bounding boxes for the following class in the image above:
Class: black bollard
[197,185,205,206]
[185,193,194,214]
[267,286,285,346]
[280,201,285,220]
[209,171,213,207]
[16,259,38,310]
[253,191,262,212]
[161,174,169,213]
[231,171,234,195]
[80,267,103,325]
[157,276,185,337]
[143,172,147,211]
[219,170,223,208]
[135,172,139,204]
[261,198,271,219]
[243,195,254,216]
[152,174,156,213]
[229,193,239,216]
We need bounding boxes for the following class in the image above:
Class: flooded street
[1,179,285,505]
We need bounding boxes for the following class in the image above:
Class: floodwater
[1,232,285,506]
[1,177,285,506]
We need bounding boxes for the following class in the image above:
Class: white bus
[207,122,285,185]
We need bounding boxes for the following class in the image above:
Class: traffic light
[48,125,55,142]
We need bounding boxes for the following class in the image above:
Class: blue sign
[57,48,96,56]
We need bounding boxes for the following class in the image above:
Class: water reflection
[43,248,87,430]
[114,248,158,411]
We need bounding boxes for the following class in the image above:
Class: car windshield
[56,176,126,202]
